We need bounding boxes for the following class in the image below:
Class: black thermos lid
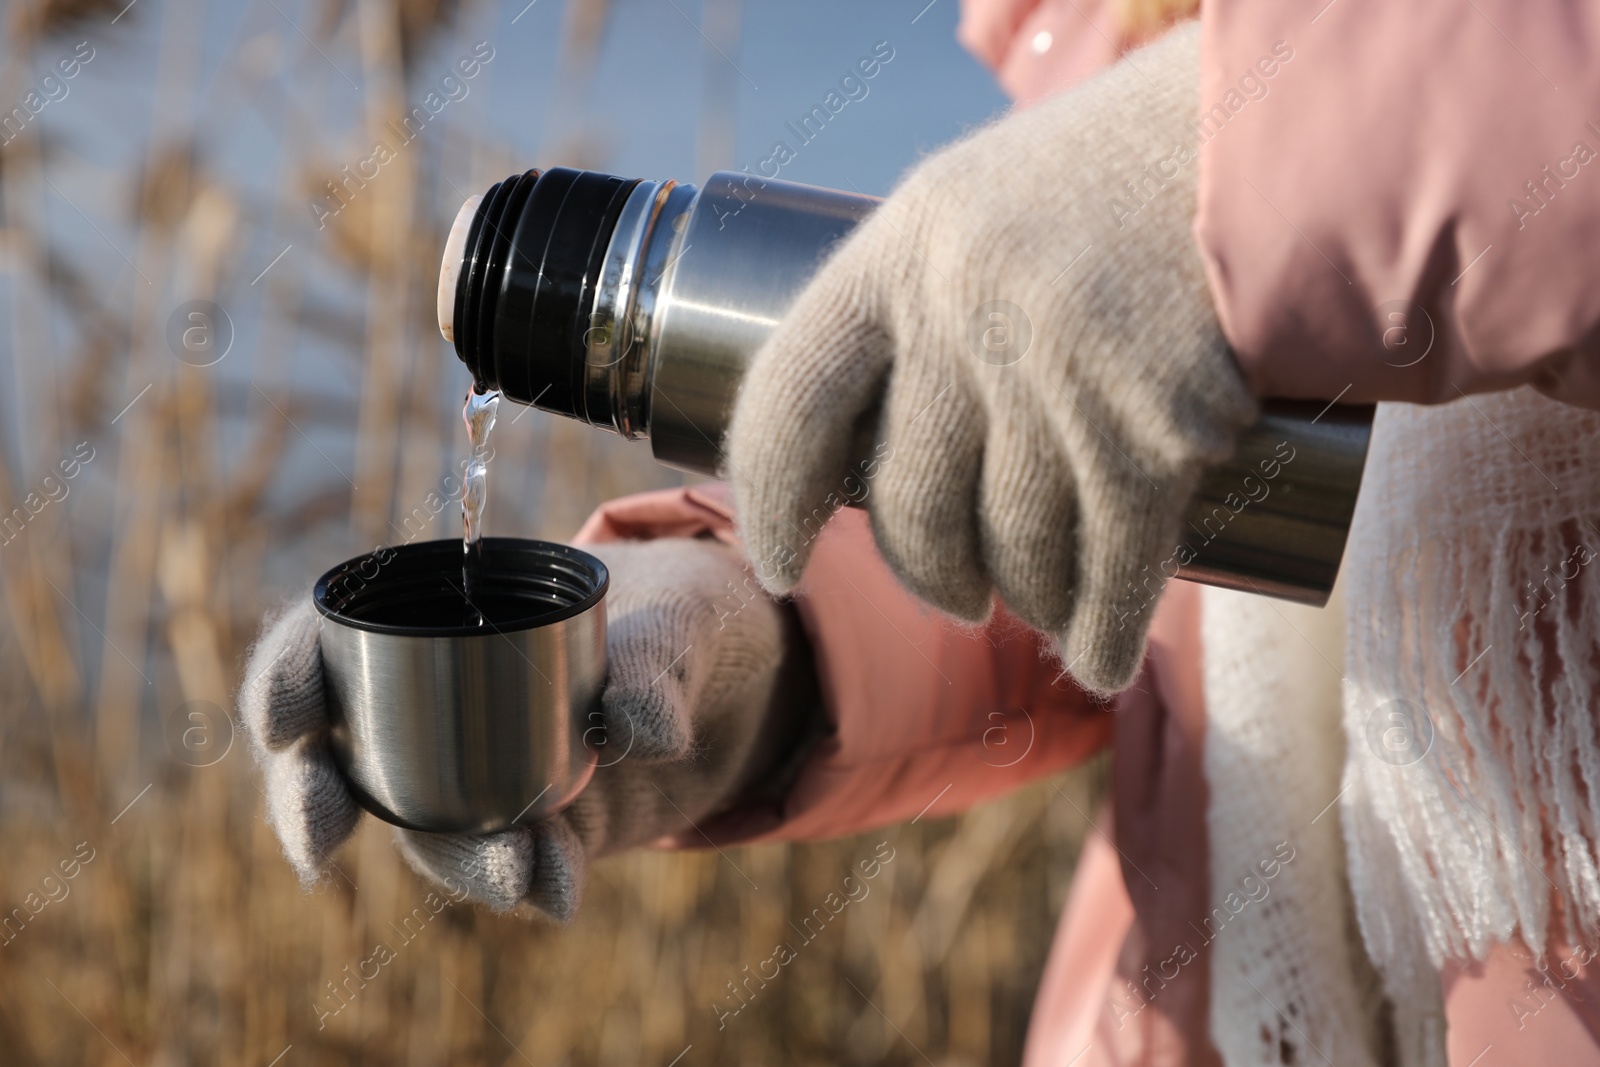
[450,168,640,415]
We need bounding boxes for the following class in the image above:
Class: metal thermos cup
[440,167,1373,605]
[314,537,608,833]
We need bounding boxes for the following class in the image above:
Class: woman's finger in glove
[239,599,328,751]
[870,354,991,621]
[260,738,361,885]
[241,599,360,883]
[591,538,768,763]
[563,537,794,868]
[726,241,893,594]
[1060,453,1196,695]
[394,819,585,921]
[978,402,1080,633]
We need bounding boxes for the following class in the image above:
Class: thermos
[439,167,1373,606]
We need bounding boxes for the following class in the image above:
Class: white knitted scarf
[1202,581,1391,1067]
[1204,388,1600,1066]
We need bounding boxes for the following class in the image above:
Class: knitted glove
[726,23,1256,694]
[239,537,806,921]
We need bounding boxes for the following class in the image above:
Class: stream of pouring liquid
[461,385,500,626]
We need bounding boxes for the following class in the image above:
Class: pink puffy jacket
[573,3,1600,1063]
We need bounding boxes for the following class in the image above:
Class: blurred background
[0,0,1108,1062]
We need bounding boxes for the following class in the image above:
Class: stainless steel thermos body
[314,538,608,833]
[446,167,1373,606]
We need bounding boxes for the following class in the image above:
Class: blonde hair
[1116,0,1201,42]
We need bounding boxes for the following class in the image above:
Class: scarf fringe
[1341,390,1600,1064]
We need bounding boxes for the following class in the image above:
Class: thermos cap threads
[446,168,640,415]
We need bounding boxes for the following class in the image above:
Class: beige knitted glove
[239,537,814,921]
[726,23,1255,694]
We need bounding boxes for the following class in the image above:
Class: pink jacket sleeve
[572,484,1114,846]
[1197,0,1600,409]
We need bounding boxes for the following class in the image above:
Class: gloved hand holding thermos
[727,23,1254,693]
[243,25,1369,915]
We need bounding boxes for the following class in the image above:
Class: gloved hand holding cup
[240,536,809,920]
